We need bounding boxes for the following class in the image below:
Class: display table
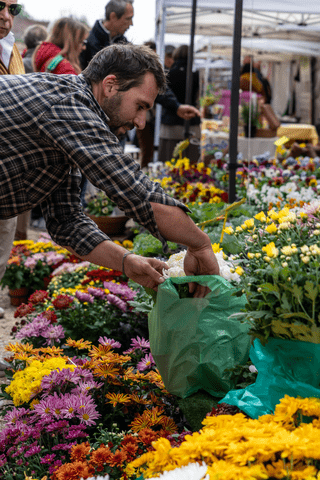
[201,122,277,160]
[276,124,319,146]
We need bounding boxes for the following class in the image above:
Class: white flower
[163,250,241,283]
[149,462,209,480]
[82,476,110,480]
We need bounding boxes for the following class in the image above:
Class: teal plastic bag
[148,275,250,398]
[220,338,320,419]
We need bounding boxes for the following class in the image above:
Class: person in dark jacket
[80,0,133,70]
[159,44,201,164]
[22,24,47,73]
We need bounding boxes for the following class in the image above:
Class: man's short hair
[82,43,166,94]
[165,44,175,57]
[23,24,48,50]
[105,0,133,21]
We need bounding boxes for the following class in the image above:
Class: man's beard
[101,93,134,140]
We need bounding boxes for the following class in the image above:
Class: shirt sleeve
[37,91,189,256]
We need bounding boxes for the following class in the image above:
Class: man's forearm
[150,202,211,250]
[63,240,127,272]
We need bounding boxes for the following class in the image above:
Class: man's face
[101,72,158,140]
[113,2,134,36]
[0,0,17,39]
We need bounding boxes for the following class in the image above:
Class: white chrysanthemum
[149,462,209,480]
[82,475,110,480]
[163,250,241,283]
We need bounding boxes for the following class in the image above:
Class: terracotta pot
[8,287,30,306]
[87,214,128,236]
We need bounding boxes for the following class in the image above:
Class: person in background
[0,43,219,298]
[158,44,201,164]
[0,0,25,319]
[164,44,175,70]
[80,0,133,71]
[22,24,47,73]
[240,55,272,104]
[33,17,89,74]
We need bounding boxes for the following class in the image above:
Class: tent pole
[184,0,197,139]
[154,0,166,163]
[228,0,243,203]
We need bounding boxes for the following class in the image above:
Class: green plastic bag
[221,338,320,419]
[148,275,250,398]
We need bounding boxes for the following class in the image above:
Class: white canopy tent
[154,0,320,201]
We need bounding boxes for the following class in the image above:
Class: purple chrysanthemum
[106,293,127,312]
[87,287,107,300]
[75,291,95,303]
[136,353,156,372]
[40,453,56,464]
[98,336,121,349]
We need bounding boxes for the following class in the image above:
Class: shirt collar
[0,31,15,69]
[99,20,110,35]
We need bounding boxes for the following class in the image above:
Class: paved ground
[0,226,45,363]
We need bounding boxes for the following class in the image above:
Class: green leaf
[259,283,280,298]
[279,312,314,323]
[304,281,318,303]
[292,284,304,303]
[280,292,291,312]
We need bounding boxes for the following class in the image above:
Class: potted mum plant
[240,100,261,137]
[85,190,128,235]
[0,257,32,305]
[220,205,320,418]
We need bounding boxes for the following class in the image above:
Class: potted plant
[200,84,222,119]
[85,190,128,235]
[0,257,32,305]
[240,100,261,137]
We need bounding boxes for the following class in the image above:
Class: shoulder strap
[45,54,64,72]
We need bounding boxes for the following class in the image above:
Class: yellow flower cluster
[6,357,75,406]
[13,239,69,255]
[127,395,320,480]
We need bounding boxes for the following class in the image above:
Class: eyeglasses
[0,2,22,16]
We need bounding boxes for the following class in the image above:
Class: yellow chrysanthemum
[262,242,279,258]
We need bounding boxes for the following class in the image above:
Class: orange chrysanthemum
[70,442,91,462]
[109,449,127,468]
[90,445,113,467]
[66,338,92,350]
[137,428,158,446]
[53,461,93,480]
[105,392,131,407]
[93,364,121,379]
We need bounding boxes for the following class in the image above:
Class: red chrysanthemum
[42,310,58,324]
[52,295,74,310]
[14,303,35,318]
[28,290,49,305]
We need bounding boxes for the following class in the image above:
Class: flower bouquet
[220,203,320,417]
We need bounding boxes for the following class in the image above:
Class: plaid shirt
[0,73,187,255]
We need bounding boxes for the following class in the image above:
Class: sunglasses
[0,2,22,16]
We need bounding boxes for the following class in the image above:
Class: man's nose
[0,5,11,20]
[134,112,146,130]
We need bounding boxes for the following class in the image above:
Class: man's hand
[123,254,168,291]
[177,104,201,120]
[184,245,220,298]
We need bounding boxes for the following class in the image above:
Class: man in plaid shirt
[0,43,219,296]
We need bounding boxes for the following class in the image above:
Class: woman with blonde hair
[33,17,88,75]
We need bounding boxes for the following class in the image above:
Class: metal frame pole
[228,0,243,202]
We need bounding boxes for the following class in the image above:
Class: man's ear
[102,75,118,97]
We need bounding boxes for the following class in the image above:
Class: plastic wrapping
[221,337,320,419]
[148,275,250,398]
